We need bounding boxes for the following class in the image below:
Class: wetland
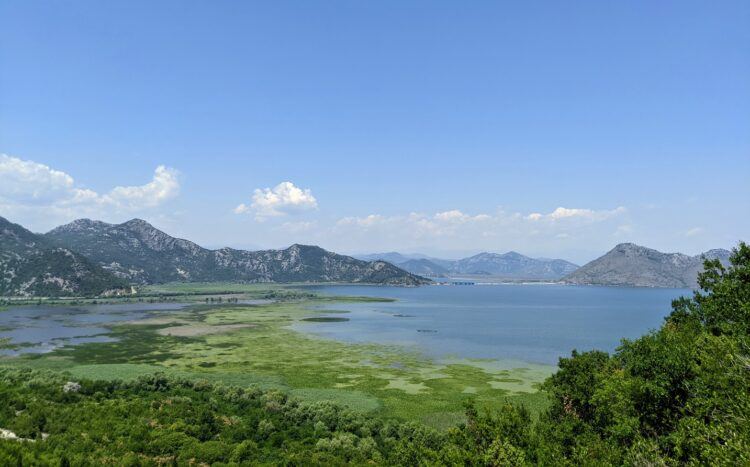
[0,282,689,428]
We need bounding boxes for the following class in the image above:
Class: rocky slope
[45,219,428,286]
[0,216,127,297]
[562,243,732,288]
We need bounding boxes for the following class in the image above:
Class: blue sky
[1,1,748,263]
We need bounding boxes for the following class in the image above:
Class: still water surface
[0,303,188,355]
[297,284,691,365]
[1,285,691,365]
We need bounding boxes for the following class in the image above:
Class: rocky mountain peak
[120,218,155,231]
[564,243,731,288]
[49,218,113,234]
[700,249,731,260]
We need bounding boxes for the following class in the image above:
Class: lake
[296,284,692,365]
[1,285,692,365]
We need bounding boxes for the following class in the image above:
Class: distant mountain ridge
[562,243,732,288]
[45,218,428,286]
[358,251,579,280]
[0,216,127,296]
[397,259,450,276]
[450,252,578,279]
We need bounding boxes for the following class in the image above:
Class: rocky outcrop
[0,216,127,297]
[562,243,731,288]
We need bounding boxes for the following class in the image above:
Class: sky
[1,1,748,264]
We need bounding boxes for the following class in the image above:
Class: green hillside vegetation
[0,242,747,465]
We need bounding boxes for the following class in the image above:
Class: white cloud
[236,181,317,220]
[0,154,76,204]
[434,210,470,222]
[685,227,704,237]
[527,206,626,222]
[106,165,180,209]
[0,154,180,226]
[549,207,596,220]
[329,206,628,255]
[233,204,248,214]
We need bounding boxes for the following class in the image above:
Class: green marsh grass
[1,292,553,428]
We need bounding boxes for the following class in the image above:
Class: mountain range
[0,216,428,296]
[562,243,732,288]
[1,214,736,296]
[357,251,579,280]
[360,243,733,288]
[43,218,428,288]
[0,217,127,297]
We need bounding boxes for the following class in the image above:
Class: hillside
[0,216,127,297]
[397,258,450,276]
[450,251,579,279]
[355,252,415,264]
[45,219,428,286]
[562,243,731,288]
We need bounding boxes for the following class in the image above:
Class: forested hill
[44,218,428,286]
[0,216,127,297]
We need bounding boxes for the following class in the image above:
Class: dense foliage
[0,243,747,465]
[0,369,450,465]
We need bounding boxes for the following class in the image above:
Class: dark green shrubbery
[1,243,748,465]
[0,368,449,465]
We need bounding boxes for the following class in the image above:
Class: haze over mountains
[357,251,579,280]
[0,216,428,296]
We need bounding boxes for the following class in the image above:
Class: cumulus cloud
[106,166,180,209]
[235,181,318,220]
[329,206,628,254]
[527,206,626,222]
[0,154,180,225]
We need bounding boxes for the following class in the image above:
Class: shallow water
[0,302,189,355]
[296,284,691,365]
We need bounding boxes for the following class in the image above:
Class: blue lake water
[295,284,692,366]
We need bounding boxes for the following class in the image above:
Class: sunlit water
[295,284,691,365]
